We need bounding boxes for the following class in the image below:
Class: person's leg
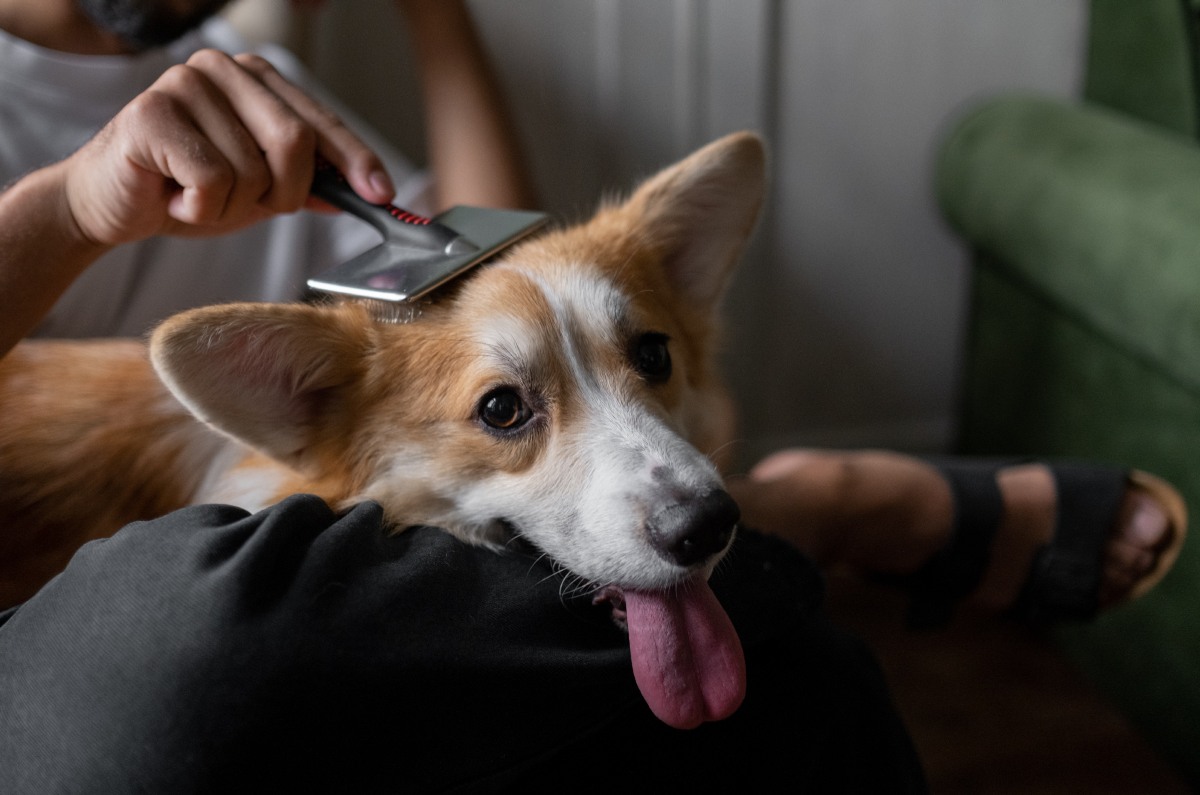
[0,493,926,792]
[727,450,1184,618]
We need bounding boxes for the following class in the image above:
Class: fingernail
[369,170,395,199]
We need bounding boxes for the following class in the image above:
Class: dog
[0,131,766,730]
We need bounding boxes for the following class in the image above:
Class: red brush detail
[388,207,432,225]
[314,157,431,225]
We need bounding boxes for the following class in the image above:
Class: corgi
[0,131,766,730]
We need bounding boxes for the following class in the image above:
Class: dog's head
[151,131,766,728]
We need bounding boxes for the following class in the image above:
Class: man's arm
[398,0,536,210]
[0,164,110,358]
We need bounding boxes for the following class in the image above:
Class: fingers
[175,50,315,219]
[232,53,395,204]
[175,50,395,218]
[71,49,395,243]
[133,60,276,226]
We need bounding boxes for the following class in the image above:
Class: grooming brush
[306,163,549,322]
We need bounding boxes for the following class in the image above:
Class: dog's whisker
[707,437,742,465]
[556,571,587,607]
[556,574,573,602]
[531,556,572,591]
[534,569,564,589]
[561,575,595,600]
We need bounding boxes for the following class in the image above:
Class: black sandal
[899,460,1187,629]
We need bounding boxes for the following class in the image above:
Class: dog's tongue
[624,579,745,729]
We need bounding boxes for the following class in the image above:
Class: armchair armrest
[936,94,1200,392]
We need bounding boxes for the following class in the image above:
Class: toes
[1105,537,1156,578]
[1099,538,1155,607]
[1099,486,1175,606]
[1118,490,1171,549]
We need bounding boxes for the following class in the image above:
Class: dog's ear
[149,302,371,471]
[620,131,766,310]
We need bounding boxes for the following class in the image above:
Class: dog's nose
[647,489,740,567]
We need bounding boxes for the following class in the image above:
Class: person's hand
[59,49,396,247]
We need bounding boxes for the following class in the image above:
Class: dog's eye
[479,388,531,431]
[633,333,672,383]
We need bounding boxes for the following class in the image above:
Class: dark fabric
[0,495,925,793]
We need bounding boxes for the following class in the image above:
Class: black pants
[0,495,925,793]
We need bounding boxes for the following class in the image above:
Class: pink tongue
[624,579,746,729]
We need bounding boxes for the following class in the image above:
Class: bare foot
[727,450,1183,616]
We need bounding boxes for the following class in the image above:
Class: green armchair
[935,0,1200,784]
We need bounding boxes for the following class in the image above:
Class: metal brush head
[305,167,549,315]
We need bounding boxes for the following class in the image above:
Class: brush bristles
[359,299,423,324]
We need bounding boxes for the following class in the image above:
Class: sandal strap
[1010,465,1127,624]
[904,460,1005,629]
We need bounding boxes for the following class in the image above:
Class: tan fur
[0,341,220,604]
[0,132,766,607]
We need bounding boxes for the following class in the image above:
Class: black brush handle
[310,165,467,253]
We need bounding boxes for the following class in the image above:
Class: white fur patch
[198,450,290,513]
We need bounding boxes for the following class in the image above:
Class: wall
[228,0,1087,466]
